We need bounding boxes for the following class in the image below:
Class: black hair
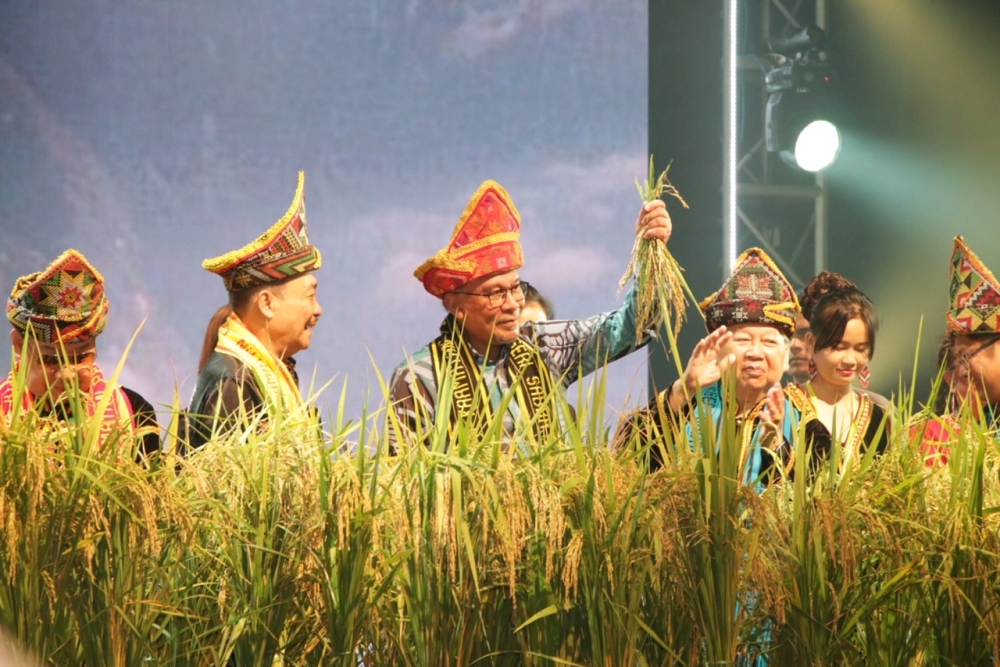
[521,281,555,319]
[197,304,234,373]
[800,270,858,321]
[809,287,879,359]
[227,277,291,314]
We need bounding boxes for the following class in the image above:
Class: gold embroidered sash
[215,312,304,413]
[429,315,555,442]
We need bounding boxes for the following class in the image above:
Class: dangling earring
[859,365,871,389]
[808,358,818,381]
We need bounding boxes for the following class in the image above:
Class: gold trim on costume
[429,315,554,442]
[698,290,719,312]
[843,391,873,460]
[698,247,801,335]
[804,383,874,463]
[449,180,522,248]
[202,171,314,272]
[414,231,522,280]
[215,312,304,412]
[413,180,524,296]
[784,383,817,419]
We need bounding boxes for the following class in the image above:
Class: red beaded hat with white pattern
[699,247,801,337]
[415,180,524,298]
[203,171,322,292]
[6,249,110,344]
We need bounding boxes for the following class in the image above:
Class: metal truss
[726,0,828,289]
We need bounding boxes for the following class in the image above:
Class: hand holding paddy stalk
[619,156,693,344]
[634,199,673,243]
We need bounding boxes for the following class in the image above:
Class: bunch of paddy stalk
[1,268,1000,665]
[619,155,694,346]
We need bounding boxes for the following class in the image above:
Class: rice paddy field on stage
[1,358,998,667]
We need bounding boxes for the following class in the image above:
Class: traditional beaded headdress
[946,236,1000,336]
[415,180,524,298]
[700,247,800,337]
[203,171,322,292]
[6,249,110,344]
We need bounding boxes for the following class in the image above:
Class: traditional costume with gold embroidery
[202,172,321,292]
[799,382,889,464]
[617,248,828,488]
[795,273,891,461]
[700,247,800,337]
[390,180,657,447]
[947,236,1000,337]
[188,172,320,448]
[2,249,159,455]
[913,237,1000,464]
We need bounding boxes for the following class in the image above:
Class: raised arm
[524,200,673,384]
[663,326,734,413]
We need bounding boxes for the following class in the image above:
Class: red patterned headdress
[415,180,524,297]
[947,236,1000,335]
[699,247,800,337]
[203,171,322,292]
[6,249,110,344]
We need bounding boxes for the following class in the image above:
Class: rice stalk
[914,406,1000,667]
[618,155,693,343]
[179,401,324,667]
[5,328,1000,665]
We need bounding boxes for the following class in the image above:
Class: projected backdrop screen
[0,0,651,422]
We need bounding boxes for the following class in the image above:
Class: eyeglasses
[958,336,1000,368]
[452,281,527,308]
[34,348,96,368]
[39,353,95,368]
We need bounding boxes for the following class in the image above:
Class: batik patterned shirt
[388,286,652,442]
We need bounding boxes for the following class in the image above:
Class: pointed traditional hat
[203,171,322,292]
[415,180,524,297]
[946,236,1000,335]
[7,249,110,344]
[700,247,800,337]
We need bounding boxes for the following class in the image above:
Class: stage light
[764,27,841,172]
[794,120,841,172]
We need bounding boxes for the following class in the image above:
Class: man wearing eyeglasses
[387,179,671,447]
[1,249,160,455]
[945,236,1000,420]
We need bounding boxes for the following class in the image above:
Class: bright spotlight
[794,120,841,172]
[764,26,841,172]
